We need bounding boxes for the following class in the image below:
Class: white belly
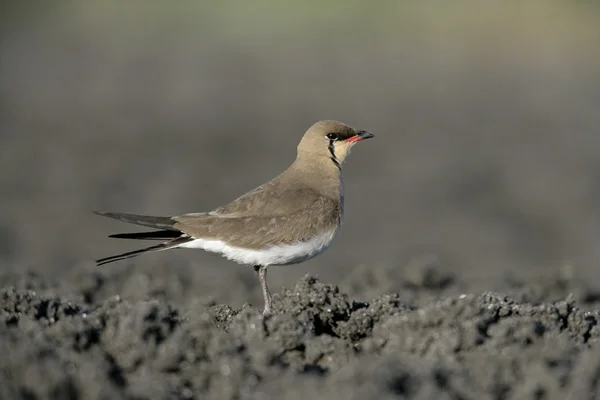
[177,230,337,266]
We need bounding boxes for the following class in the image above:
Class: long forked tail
[94,211,190,265]
[96,236,192,266]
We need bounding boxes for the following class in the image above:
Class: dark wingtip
[108,230,182,240]
[91,212,176,230]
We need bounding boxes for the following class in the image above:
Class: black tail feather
[109,230,183,240]
[96,237,192,266]
[96,243,167,266]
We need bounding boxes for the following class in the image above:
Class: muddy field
[1,261,600,399]
[2,2,600,399]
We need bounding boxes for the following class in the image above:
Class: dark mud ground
[2,260,600,400]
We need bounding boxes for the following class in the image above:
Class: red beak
[346,130,375,143]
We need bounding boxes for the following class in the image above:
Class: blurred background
[1,0,600,307]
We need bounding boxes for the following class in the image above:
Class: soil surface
[2,263,600,400]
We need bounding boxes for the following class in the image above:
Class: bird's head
[297,120,375,167]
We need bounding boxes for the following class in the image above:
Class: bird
[94,120,375,315]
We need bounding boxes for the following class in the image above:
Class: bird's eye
[326,133,339,140]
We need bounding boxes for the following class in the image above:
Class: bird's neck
[288,156,343,201]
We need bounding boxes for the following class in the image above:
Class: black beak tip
[358,130,375,140]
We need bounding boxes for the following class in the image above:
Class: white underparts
[177,230,337,266]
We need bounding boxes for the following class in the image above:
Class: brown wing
[210,179,329,218]
[173,196,341,249]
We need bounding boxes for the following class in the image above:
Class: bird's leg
[254,265,273,316]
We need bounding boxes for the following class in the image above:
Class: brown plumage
[94,120,374,315]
